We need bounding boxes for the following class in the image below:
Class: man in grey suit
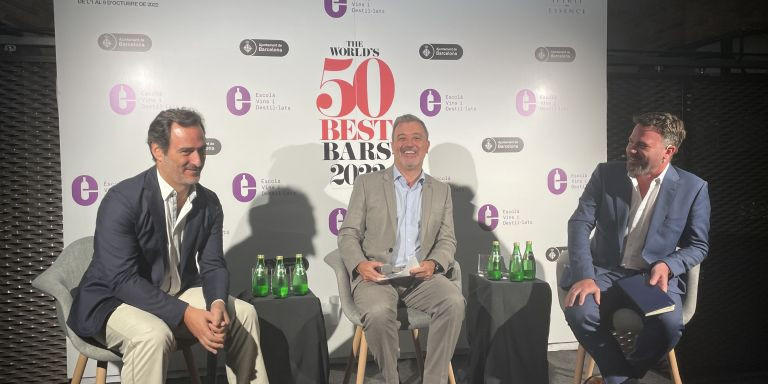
[69,108,268,383]
[561,112,710,384]
[338,114,465,384]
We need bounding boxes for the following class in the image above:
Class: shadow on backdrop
[429,142,506,297]
[226,187,316,297]
[225,143,355,359]
[428,142,504,375]
[224,145,323,383]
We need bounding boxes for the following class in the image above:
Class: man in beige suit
[338,114,465,384]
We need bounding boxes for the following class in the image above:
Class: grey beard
[626,161,650,177]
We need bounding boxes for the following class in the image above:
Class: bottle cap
[492,240,499,245]
[276,255,284,260]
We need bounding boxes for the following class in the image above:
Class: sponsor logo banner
[547,168,568,195]
[98,33,152,52]
[233,173,257,203]
[478,204,499,231]
[205,138,222,156]
[419,43,463,60]
[329,208,347,236]
[535,46,576,62]
[482,137,524,153]
[240,39,290,57]
[72,175,99,206]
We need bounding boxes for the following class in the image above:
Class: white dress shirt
[621,163,670,270]
[157,171,196,295]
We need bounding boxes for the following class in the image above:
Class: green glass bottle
[291,253,309,296]
[509,241,524,282]
[251,254,269,297]
[272,255,289,298]
[486,240,502,281]
[523,240,536,280]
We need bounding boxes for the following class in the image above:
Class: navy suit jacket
[68,167,228,338]
[562,161,710,294]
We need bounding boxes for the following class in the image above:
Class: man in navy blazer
[561,112,710,384]
[69,109,268,383]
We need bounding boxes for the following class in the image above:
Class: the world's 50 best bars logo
[319,40,395,186]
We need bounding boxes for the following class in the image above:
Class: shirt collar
[156,169,196,201]
[393,166,426,186]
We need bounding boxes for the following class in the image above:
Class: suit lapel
[615,172,632,251]
[646,166,680,246]
[145,170,169,284]
[419,177,433,261]
[383,168,397,234]
[146,169,169,259]
[180,191,204,280]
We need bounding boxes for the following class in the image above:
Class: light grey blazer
[338,166,456,291]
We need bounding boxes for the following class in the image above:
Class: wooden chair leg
[71,353,88,384]
[585,354,595,378]
[411,329,425,379]
[95,360,108,384]
[448,361,456,384]
[573,345,587,384]
[344,326,363,384]
[182,346,202,384]
[356,330,368,384]
[668,348,683,384]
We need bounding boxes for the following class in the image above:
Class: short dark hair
[391,114,429,141]
[632,112,686,148]
[147,108,205,161]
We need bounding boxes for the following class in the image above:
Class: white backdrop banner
[55,0,606,373]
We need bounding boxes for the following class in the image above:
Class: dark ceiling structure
[0,0,53,37]
[1,0,767,51]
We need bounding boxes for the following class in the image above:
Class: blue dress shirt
[392,167,425,268]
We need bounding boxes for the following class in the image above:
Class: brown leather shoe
[583,376,604,384]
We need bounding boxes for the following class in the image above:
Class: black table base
[466,274,551,384]
[218,291,331,384]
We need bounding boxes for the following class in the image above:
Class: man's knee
[131,322,175,353]
[564,302,600,332]
[361,302,397,329]
[106,305,175,356]
[439,291,466,321]
[231,297,258,325]
[654,314,684,348]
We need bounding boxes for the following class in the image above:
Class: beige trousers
[99,287,268,384]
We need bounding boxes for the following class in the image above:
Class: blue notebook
[616,273,675,317]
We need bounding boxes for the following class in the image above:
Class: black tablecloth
[237,291,330,384]
[466,274,552,384]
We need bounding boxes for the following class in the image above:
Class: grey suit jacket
[338,166,456,291]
